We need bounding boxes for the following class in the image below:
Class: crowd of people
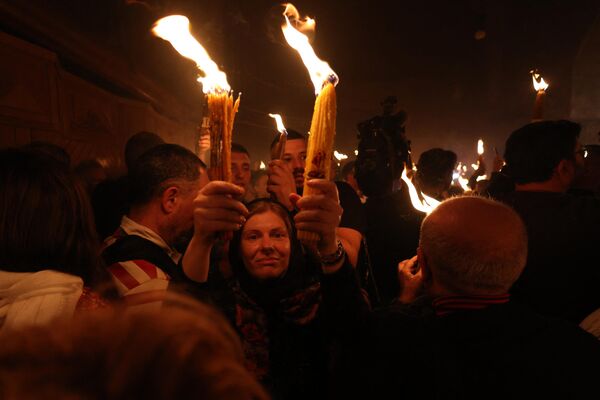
[0,119,599,399]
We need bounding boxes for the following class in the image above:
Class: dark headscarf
[228,199,319,311]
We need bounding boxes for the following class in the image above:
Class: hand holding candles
[281,3,339,246]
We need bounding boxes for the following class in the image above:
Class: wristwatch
[319,240,345,265]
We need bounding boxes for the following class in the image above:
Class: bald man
[338,197,600,399]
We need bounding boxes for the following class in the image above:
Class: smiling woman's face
[240,210,291,281]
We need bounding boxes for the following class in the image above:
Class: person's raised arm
[267,160,296,211]
[182,181,248,283]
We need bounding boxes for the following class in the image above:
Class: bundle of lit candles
[280,3,339,245]
[152,15,240,182]
[150,9,554,220]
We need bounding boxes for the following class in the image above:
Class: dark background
[4,0,599,166]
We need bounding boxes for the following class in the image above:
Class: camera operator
[355,97,424,306]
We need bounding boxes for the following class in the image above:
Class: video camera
[355,96,411,197]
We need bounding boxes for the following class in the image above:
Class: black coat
[338,300,600,400]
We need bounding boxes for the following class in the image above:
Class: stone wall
[0,31,198,174]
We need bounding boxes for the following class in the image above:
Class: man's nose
[291,157,303,170]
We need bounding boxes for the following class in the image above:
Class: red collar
[432,294,510,316]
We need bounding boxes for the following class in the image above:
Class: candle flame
[268,113,287,134]
[259,161,266,170]
[334,150,348,161]
[281,3,338,95]
[401,167,440,215]
[354,149,358,156]
[453,162,470,192]
[152,15,230,94]
[477,139,484,155]
[530,70,549,92]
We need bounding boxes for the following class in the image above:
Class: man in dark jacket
[101,144,209,309]
[495,120,600,323]
[340,196,600,399]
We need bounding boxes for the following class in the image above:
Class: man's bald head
[420,197,528,295]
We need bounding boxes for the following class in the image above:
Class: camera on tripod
[355,96,411,197]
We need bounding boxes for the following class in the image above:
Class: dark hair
[124,131,165,171]
[23,141,71,167]
[128,144,204,206]
[504,120,581,184]
[0,149,106,286]
[232,143,250,157]
[341,160,356,180]
[269,129,306,151]
[416,148,457,187]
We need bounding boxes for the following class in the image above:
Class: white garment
[0,270,83,331]
[117,216,181,264]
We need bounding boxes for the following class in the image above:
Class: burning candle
[477,139,484,156]
[530,70,549,122]
[281,3,339,245]
[268,113,288,160]
[152,15,240,181]
[401,167,440,215]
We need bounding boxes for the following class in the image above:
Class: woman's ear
[161,186,179,213]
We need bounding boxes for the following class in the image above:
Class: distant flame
[268,113,287,134]
[531,70,549,92]
[477,139,484,155]
[476,175,488,182]
[281,4,338,95]
[453,162,470,191]
[334,150,348,161]
[259,161,266,170]
[354,149,358,156]
[401,167,440,215]
[152,15,230,94]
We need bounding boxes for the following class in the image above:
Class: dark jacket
[498,191,600,323]
[340,299,600,400]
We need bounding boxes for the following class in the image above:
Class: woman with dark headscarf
[182,179,366,399]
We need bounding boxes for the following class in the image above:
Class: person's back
[0,149,111,331]
[340,197,600,399]
[500,191,600,322]
[496,121,600,323]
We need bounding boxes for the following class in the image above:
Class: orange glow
[152,15,230,94]
[268,113,287,134]
[281,4,338,94]
[401,167,441,214]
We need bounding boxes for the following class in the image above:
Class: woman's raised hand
[291,179,343,255]
[192,181,249,245]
